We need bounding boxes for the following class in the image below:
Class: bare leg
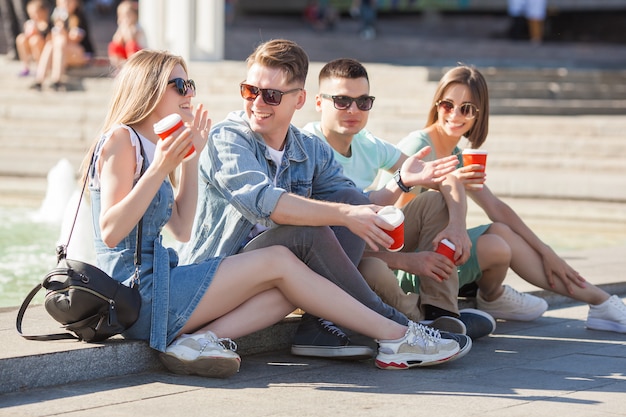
[34,39,52,83]
[182,246,406,341]
[474,228,511,301]
[50,34,66,83]
[481,222,608,305]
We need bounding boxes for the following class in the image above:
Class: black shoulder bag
[16,135,147,342]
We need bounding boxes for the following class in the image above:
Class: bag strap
[15,283,76,340]
[16,126,149,340]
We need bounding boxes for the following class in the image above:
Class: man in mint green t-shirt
[302,58,495,339]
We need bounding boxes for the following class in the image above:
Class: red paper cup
[462,149,488,189]
[153,113,196,161]
[378,206,404,252]
[435,238,456,262]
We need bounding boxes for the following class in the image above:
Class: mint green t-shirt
[302,121,401,191]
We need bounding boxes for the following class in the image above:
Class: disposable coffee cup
[377,206,404,252]
[435,238,456,263]
[462,149,488,189]
[153,113,196,161]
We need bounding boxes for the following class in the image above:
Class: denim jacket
[178,110,357,264]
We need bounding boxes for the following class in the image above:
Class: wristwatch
[393,169,413,193]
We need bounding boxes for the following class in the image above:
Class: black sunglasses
[240,82,302,106]
[320,94,375,111]
[436,99,478,119]
[168,78,196,96]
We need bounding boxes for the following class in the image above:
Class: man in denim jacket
[180,39,465,360]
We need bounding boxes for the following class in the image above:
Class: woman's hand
[540,246,587,294]
[187,103,211,157]
[454,165,486,190]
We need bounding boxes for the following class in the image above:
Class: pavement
[1,8,626,417]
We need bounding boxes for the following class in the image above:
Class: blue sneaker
[291,315,374,360]
[459,308,496,339]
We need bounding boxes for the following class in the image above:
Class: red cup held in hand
[435,238,456,262]
[378,206,405,252]
[462,149,488,189]
[153,113,196,161]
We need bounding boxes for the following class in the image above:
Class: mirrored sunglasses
[320,94,375,111]
[168,78,196,96]
[436,99,479,119]
[240,82,302,106]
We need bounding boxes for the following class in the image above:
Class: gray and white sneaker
[375,321,460,369]
[439,331,472,362]
[160,331,241,378]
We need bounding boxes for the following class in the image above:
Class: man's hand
[432,224,472,266]
[400,146,458,189]
[397,251,457,283]
[342,204,395,251]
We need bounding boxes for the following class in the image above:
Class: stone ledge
[0,304,300,395]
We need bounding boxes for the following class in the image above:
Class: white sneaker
[375,321,460,369]
[159,331,241,378]
[477,285,548,321]
[586,295,626,334]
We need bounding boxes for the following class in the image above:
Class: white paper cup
[378,206,405,252]
[153,113,196,161]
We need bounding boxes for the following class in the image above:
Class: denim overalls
[89,125,223,352]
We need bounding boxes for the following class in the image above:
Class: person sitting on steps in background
[107,0,145,75]
[30,0,94,91]
[16,0,51,77]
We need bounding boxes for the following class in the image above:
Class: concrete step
[425,67,626,114]
[0,304,300,395]
[4,242,626,395]
[2,58,626,203]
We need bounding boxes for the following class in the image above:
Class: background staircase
[1,60,626,207]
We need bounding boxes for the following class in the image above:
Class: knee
[358,257,390,278]
[477,232,512,267]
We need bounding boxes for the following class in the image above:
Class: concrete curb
[3,278,625,395]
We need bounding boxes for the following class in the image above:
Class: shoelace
[318,318,349,339]
[502,285,527,304]
[407,321,441,346]
[200,332,238,353]
[608,295,626,313]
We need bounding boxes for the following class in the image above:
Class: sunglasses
[320,94,375,111]
[240,82,303,106]
[436,99,479,119]
[168,78,196,96]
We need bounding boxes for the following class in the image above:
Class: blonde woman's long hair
[81,49,188,185]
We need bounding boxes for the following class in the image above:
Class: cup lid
[440,238,456,250]
[461,149,488,155]
[378,206,404,227]
[153,113,183,133]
